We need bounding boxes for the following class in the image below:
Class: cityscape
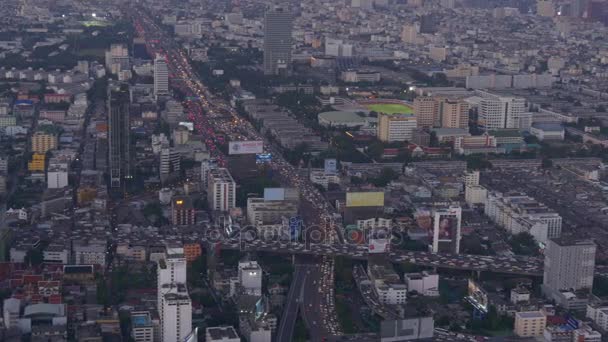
[1,0,608,341]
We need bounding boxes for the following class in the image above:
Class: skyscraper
[158,247,192,342]
[154,54,169,99]
[263,7,293,75]
[543,238,596,292]
[108,84,131,188]
[207,168,236,211]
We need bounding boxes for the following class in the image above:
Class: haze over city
[1,0,608,341]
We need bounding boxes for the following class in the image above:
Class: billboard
[256,153,272,164]
[289,216,302,241]
[264,188,285,201]
[436,214,457,241]
[178,121,194,131]
[324,158,337,173]
[368,238,389,253]
[228,140,263,155]
[346,192,384,207]
[467,279,488,312]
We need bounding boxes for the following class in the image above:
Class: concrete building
[439,98,469,129]
[246,197,298,226]
[160,147,180,180]
[130,311,156,342]
[108,84,131,188]
[514,311,546,337]
[154,54,169,99]
[477,91,527,130]
[238,261,263,296]
[368,262,407,305]
[543,238,596,293]
[31,132,58,154]
[73,240,106,266]
[404,271,439,296]
[171,196,196,226]
[537,0,556,16]
[413,96,438,128]
[485,191,562,243]
[158,247,191,342]
[263,8,292,75]
[377,113,417,142]
[47,163,68,189]
[208,168,236,211]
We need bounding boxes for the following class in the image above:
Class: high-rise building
[171,196,196,226]
[477,91,527,130]
[543,238,596,292]
[377,113,417,142]
[413,97,439,128]
[200,158,218,188]
[154,54,169,99]
[207,168,236,211]
[158,247,191,342]
[108,84,131,188]
[238,260,263,296]
[263,8,293,75]
[439,98,469,129]
[130,311,156,342]
[160,147,180,180]
[105,44,130,74]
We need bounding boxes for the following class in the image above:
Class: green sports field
[365,103,413,114]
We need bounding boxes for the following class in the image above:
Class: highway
[129,6,343,337]
[275,262,308,342]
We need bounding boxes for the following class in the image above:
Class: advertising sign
[289,216,302,241]
[178,121,194,131]
[346,191,384,207]
[324,158,337,173]
[436,215,456,241]
[256,153,272,164]
[264,188,285,201]
[228,140,264,155]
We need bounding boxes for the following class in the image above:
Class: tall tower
[154,54,169,99]
[263,7,293,75]
[108,84,131,188]
[158,247,192,342]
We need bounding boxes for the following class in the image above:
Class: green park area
[365,103,413,114]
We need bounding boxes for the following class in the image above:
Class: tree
[370,167,399,187]
[466,155,492,170]
[367,141,385,159]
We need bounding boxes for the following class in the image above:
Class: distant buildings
[171,196,196,226]
[263,8,292,75]
[413,96,469,129]
[31,131,57,154]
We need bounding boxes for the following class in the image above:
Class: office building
[130,311,156,342]
[263,8,293,75]
[485,191,562,243]
[201,158,218,188]
[543,238,596,292]
[439,98,469,129]
[238,261,263,296]
[514,311,546,337]
[154,54,169,99]
[413,96,439,128]
[31,132,58,154]
[368,262,408,305]
[160,147,180,180]
[246,197,298,226]
[171,196,196,226]
[377,113,417,142]
[47,163,68,189]
[404,271,439,296]
[477,91,527,130]
[105,44,130,74]
[108,84,131,188]
[158,247,191,342]
[207,168,236,211]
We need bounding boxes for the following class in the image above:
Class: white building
[130,311,156,342]
[47,165,68,189]
[3,298,20,329]
[309,169,340,189]
[43,245,69,264]
[477,91,528,130]
[158,247,191,342]
[465,185,488,206]
[404,271,439,296]
[484,191,562,243]
[431,206,462,254]
[587,304,608,331]
[377,113,417,142]
[356,217,392,230]
[201,158,218,188]
[154,54,169,99]
[73,241,106,266]
[238,261,263,296]
[208,168,236,211]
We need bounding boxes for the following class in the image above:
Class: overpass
[203,236,544,276]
